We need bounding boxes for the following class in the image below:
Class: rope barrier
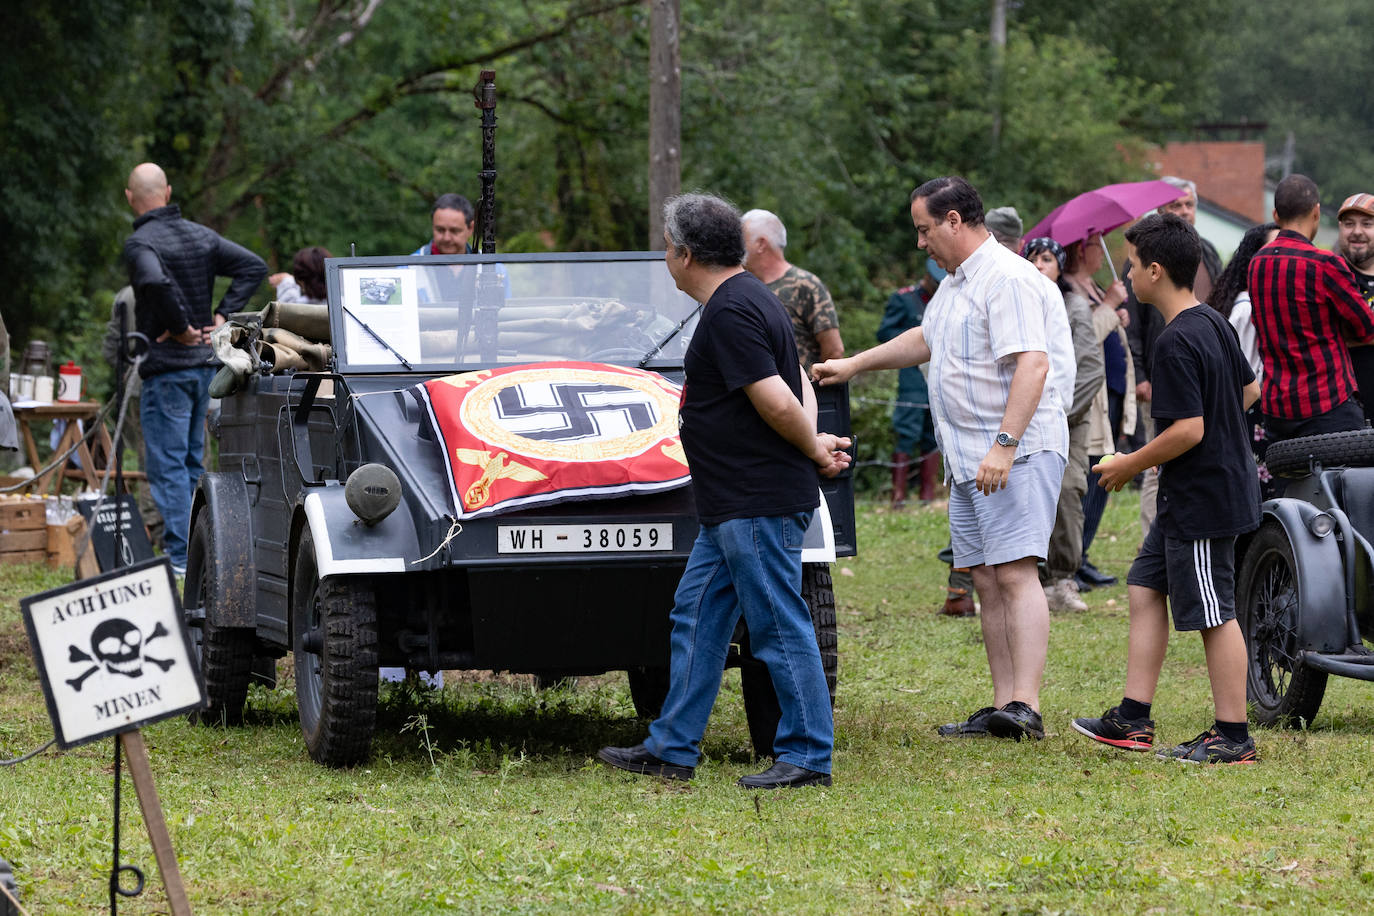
[851,394,931,410]
[0,739,54,768]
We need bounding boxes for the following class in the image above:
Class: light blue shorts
[948,450,1066,568]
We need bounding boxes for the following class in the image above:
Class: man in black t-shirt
[1073,214,1262,765]
[598,193,851,789]
[1337,193,1374,425]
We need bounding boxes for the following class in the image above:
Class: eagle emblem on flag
[412,361,690,518]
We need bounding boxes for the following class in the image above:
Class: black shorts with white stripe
[1126,521,1237,632]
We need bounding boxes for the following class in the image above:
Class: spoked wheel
[1236,522,1327,727]
[740,562,839,759]
[183,511,254,726]
[292,527,379,767]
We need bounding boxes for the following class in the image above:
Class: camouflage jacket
[766,265,838,371]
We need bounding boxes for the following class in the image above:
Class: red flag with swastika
[411,361,690,519]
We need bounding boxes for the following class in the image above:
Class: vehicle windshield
[325,253,700,373]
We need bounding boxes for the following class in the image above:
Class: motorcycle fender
[192,473,257,628]
[301,486,419,579]
[1263,499,1348,653]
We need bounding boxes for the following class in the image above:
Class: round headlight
[345,463,402,526]
[1309,512,1334,538]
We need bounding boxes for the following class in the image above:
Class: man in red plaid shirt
[1248,174,1374,445]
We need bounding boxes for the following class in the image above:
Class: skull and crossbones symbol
[66,618,176,692]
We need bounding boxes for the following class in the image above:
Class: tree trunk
[648,0,680,250]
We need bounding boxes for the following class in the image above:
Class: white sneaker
[1045,577,1087,613]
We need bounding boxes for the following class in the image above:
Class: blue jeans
[646,512,833,773]
[141,367,214,569]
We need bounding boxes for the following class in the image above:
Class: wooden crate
[0,496,47,565]
[47,515,100,579]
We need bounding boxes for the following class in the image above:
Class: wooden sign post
[21,556,205,914]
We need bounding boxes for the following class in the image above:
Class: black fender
[1260,498,1348,653]
[191,472,257,627]
[290,483,422,583]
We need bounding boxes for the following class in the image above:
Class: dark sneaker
[987,701,1045,741]
[1156,729,1258,765]
[936,706,997,737]
[1072,706,1155,751]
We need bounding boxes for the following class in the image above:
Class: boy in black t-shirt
[1072,214,1262,764]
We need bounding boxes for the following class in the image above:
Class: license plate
[497,523,673,554]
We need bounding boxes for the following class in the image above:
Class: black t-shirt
[1151,305,1261,539]
[681,271,819,525]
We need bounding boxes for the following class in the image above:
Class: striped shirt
[923,235,1074,484]
[1247,229,1374,420]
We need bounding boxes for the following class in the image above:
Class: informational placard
[340,267,422,365]
[75,493,154,570]
[21,557,205,748]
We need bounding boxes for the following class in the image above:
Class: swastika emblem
[457,366,681,462]
[493,383,658,442]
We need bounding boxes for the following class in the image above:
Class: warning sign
[21,557,205,748]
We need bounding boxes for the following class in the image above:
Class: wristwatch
[995,431,1020,448]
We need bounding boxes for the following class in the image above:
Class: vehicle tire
[740,562,839,759]
[1236,521,1328,727]
[627,666,670,719]
[803,562,840,703]
[183,511,254,726]
[1266,428,1374,478]
[292,527,379,767]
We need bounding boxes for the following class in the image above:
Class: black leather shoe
[737,761,832,789]
[1078,559,1118,587]
[936,706,997,737]
[597,743,694,780]
[1073,572,1095,593]
[987,701,1045,741]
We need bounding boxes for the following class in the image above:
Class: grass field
[4,492,1374,914]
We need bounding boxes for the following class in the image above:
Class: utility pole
[990,0,1006,146]
[648,0,681,250]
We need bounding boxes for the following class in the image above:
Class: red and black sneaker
[1071,706,1155,751]
[1156,729,1258,765]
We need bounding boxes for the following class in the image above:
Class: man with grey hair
[598,193,851,789]
[741,208,844,371]
[985,206,1024,253]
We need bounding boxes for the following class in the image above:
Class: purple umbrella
[1023,180,1186,280]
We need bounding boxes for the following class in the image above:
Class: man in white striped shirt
[814,177,1073,742]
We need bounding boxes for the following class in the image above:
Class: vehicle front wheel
[184,511,254,726]
[1236,521,1328,727]
[292,527,379,767]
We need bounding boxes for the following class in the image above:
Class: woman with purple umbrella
[1023,237,1104,612]
[1062,234,1134,590]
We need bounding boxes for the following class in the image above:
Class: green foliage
[1209,0,1374,206]
[2,0,1238,373]
[1019,0,1234,128]
[0,0,147,343]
